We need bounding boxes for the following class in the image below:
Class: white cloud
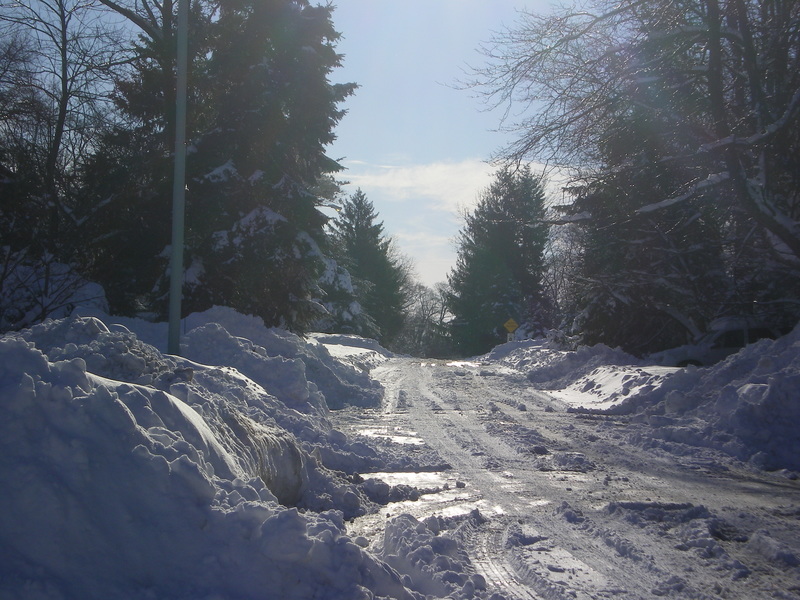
[335,158,566,287]
[340,158,497,214]
[394,229,452,250]
[392,225,459,287]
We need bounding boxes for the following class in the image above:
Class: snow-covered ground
[1,308,799,599]
[489,332,800,470]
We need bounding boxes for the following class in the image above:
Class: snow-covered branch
[636,172,730,214]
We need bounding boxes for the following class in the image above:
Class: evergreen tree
[82,0,355,329]
[473,0,800,341]
[329,189,411,345]
[564,183,730,354]
[447,166,549,356]
[311,226,378,338]
[557,101,731,354]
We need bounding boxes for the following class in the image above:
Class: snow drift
[622,326,800,471]
[0,310,410,600]
[3,304,798,599]
[491,326,800,471]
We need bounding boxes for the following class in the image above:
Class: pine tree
[329,189,411,345]
[560,106,732,354]
[310,218,378,338]
[447,166,549,356]
[564,183,730,354]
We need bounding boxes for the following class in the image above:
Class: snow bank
[524,343,641,388]
[0,312,419,600]
[381,511,493,600]
[496,327,800,472]
[620,325,800,470]
[483,338,565,368]
[484,335,639,385]
[547,365,677,412]
[78,305,384,409]
[486,338,659,412]
[308,332,394,373]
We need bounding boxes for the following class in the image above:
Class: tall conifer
[448,166,549,356]
[330,189,411,345]
[83,0,354,329]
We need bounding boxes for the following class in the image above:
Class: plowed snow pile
[489,327,800,471]
[0,308,412,600]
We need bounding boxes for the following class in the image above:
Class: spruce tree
[330,189,411,345]
[560,107,731,354]
[447,166,549,356]
[82,0,355,329]
[312,230,378,338]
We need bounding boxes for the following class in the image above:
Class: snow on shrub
[0,255,107,332]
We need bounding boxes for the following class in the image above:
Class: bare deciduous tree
[0,1,127,330]
[1,0,128,212]
[472,0,800,263]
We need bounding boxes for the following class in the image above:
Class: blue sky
[327,1,555,286]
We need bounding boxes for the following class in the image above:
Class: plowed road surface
[334,358,800,600]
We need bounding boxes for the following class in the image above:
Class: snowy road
[334,357,800,600]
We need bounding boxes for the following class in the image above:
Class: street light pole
[168,0,189,355]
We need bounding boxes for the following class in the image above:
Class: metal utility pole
[168,0,189,355]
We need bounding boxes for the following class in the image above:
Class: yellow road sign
[504,318,519,333]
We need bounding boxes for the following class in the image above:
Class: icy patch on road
[361,426,426,445]
[447,360,482,368]
[367,471,448,487]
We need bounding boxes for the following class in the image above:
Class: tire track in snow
[364,358,800,600]
[471,520,542,600]
[378,360,572,599]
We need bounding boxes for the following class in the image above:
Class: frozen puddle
[391,489,489,519]
[366,471,448,487]
[359,427,425,445]
[359,470,504,521]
